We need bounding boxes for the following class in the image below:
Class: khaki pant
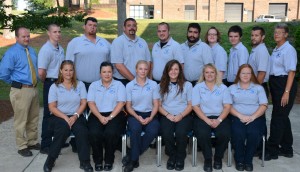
[10,87,39,150]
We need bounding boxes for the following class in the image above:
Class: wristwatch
[110,115,114,119]
[285,90,290,93]
[74,112,80,118]
[217,118,223,123]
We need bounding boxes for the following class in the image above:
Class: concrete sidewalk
[1,105,300,172]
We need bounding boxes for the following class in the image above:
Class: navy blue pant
[194,116,231,160]
[128,112,159,161]
[41,79,56,149]
[231,116,264,164]
[88,111,126,164]
[47,115,90,162]
[267,75,297,155]
[161,114,192,163]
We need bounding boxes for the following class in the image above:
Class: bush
[294,27,300,79]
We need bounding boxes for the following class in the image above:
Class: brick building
[125,0,300,22]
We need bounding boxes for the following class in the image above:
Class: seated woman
[192,64,232,172]
[158,60,193,171]
[123,60,160,172]
[229,64,268,171]
[87,62,126,171]
[43,60,93,172]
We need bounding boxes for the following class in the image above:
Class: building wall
[127,0,300,21]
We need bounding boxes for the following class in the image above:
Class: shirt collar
[123,33,138,42]
[231,42,243,51]
[133,77,149,86]
[100,79,115,88]
[275,41,289,51]
[237,82,255,90]
[251,43,265,52]
[83,35,101,43]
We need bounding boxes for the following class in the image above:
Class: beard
[187,36,199,43]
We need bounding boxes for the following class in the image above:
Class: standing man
[38,24,65,154]
[111,18,151,86]
[227,25,249,86]
[152,22,184,82]
[181,23,213,86]
[0,27,40,157]
[66,17,111,152]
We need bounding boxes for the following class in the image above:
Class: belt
[22,84,35,88]
[45,78,57,82]
[270,75,288,78]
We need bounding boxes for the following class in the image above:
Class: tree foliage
[27,0,54,10]
[295,27,300,79]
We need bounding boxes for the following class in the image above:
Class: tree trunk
[117,0,126,36]
[3,0,14,39]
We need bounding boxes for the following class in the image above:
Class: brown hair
[56,60,78,88]
[234,64,259,84]
[160,60,185,97]
[204,26,221,44]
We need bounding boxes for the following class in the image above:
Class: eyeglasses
[274,31,286,35]
[208,33,217,36]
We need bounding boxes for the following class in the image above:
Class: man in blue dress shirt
[0,27,40,157]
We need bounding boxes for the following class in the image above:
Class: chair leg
[192,136,197,167]
[262,135,265,167]
[122,135,127,158]
[157,136,162,167]
[227,141,232,167]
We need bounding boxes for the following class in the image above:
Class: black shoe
[62,143,70,148]
[203,159,212,172]
[262,153,278,161]
[80,162,93,172]
[18,148,33,157]
[245,164,253,171]
[95,163,103,171]
[149,141,156,149]
[278,150,293,158]
[166,158,175,170]
[104,164,113,171]
[213,158,222,170]
[122,155,131,166]
[40,147,50,154]
[28,143,41,150]
[43,156,55,172]
[124,161,139,172]
[175,161,184,171]
[235,163,244,171]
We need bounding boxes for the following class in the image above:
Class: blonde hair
[135,60,149,69]
[198,63,222,86]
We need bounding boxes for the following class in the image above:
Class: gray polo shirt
[38,41,64,79]
[229,83,267,116]
[48,81,87,116]
[181,40,214,82]
[152,37,184,81]
[66,35,111,83]
[211,43,228,79]
[159,81,192,116]
[111,33,151,79]
[269,41,297,76]
[126,78,159,112]
[87,79,126,112]
[248,43,270,82]
[192,82,232,117]
[227,42,249,82]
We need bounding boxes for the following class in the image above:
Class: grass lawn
[1,19,300,105]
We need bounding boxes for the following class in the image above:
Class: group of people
[0,16,297,172]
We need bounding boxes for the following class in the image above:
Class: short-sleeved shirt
[269,41,297,76]
[248,43,270,82]
[181,40,214,82]
[192,82,232,117]
[0,43,38,85]
[66,35,111,83]
[111,33,151,79]
[211,43,228,79]
[38,41,64,79]
[126,78,159,112]
[48,81,87,116]
[229,83,267,116]
[152,37,184,81]
[87,79,126,112]
[159,81,192,116]
[227,42,249,82]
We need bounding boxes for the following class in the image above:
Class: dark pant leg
[231,116,246,164]
[48,116,70,159]
[244,117,264,164]
[128,116,143,161]
[193,116,213,160]
[140,117,159,155]
[41,80,55,149]
[174,115,192,162]
[214,118,231,160]
[104,111,126,164]
[88,114,105,164]
[160,116,176,160]
[72,115,90,162]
